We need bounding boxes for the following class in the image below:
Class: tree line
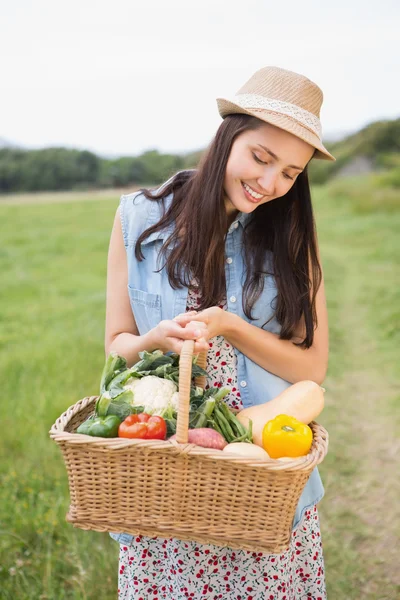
[0,147,202,193]
[1,117,399,193]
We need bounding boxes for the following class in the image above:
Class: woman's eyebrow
[256,144,305,171]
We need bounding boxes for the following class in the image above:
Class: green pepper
[76,415,121,438]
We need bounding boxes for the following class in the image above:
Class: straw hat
[217,66,335,161]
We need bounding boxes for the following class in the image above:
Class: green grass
[0,198,119,600]
[311,180,400,599]
[0,183,399,599]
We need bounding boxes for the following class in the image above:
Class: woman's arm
[223,274,328,385]
[105,207,159,366]
[175,262,329,385]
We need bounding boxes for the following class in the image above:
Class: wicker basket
[49,340,328,553]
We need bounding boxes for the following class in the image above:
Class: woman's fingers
[184,320,206,330]
[186,322,209,352]
[173,310,200,322]
[160,321,197,338]
[195,338,209,352]
[174,310,197,318]
[160,321,208,344]
[164,336,208,355]
[154,318,209,354]
[184,321,209,339]
[165,337,184,354]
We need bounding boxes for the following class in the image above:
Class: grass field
[0,179,399,599]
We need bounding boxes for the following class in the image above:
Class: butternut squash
[236,380,325,447]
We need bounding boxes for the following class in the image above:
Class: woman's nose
[258,170,278,196]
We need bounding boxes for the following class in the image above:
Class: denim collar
[230,210,252,230]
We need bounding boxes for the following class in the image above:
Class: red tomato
[118,414,167,440]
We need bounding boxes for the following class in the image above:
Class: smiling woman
[105,65,335,600]
[223,123,315,220]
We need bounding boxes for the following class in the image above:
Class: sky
[1,0,400,158]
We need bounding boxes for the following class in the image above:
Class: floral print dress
[118,287,327,600]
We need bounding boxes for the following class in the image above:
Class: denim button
[230,296,236,303]
[226,257,233,264]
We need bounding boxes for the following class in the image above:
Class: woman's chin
[233,197,259,213]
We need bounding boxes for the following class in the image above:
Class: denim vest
[110,182,324,546]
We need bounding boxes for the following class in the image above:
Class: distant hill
[308,118,400,184]
[180,119,400,185]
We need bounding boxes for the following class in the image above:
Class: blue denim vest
[110,181,324,546]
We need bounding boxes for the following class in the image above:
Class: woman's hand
[150,316,210,355]
[173,307,228,340]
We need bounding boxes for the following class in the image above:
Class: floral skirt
[117,505,326,600]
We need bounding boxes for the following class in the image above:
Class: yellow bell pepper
[262,414,313,458]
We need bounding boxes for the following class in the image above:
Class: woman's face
[223,122,315,218]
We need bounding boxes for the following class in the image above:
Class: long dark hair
[135,114,322,349]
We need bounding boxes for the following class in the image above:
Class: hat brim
[216,97,336,162]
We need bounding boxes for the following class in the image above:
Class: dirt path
[322,252,400,599]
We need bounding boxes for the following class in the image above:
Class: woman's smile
[241,181,265,203]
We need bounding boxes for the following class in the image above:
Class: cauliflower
[124,375,180,416]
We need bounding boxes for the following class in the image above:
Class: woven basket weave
[49,340,328,553]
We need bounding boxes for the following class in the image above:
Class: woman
[105,65,335,600]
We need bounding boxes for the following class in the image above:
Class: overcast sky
[2,0,399,157]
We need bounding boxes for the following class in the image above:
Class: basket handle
[175,341,207,444]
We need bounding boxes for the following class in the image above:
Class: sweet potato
[169,428,227,450]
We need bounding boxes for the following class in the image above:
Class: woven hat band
[233,94,322,138]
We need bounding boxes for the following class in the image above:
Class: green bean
[208,418,224,438]
[230,431,252,443]
[216,400,246,438]
[248,418,253,442]
[223,408,245,438]
[212,387,230,402]
[214,405,236,442]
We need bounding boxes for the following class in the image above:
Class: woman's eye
[252,152,293,180]
[252,152,266,165]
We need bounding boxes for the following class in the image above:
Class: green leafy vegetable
[100,352,127,394]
